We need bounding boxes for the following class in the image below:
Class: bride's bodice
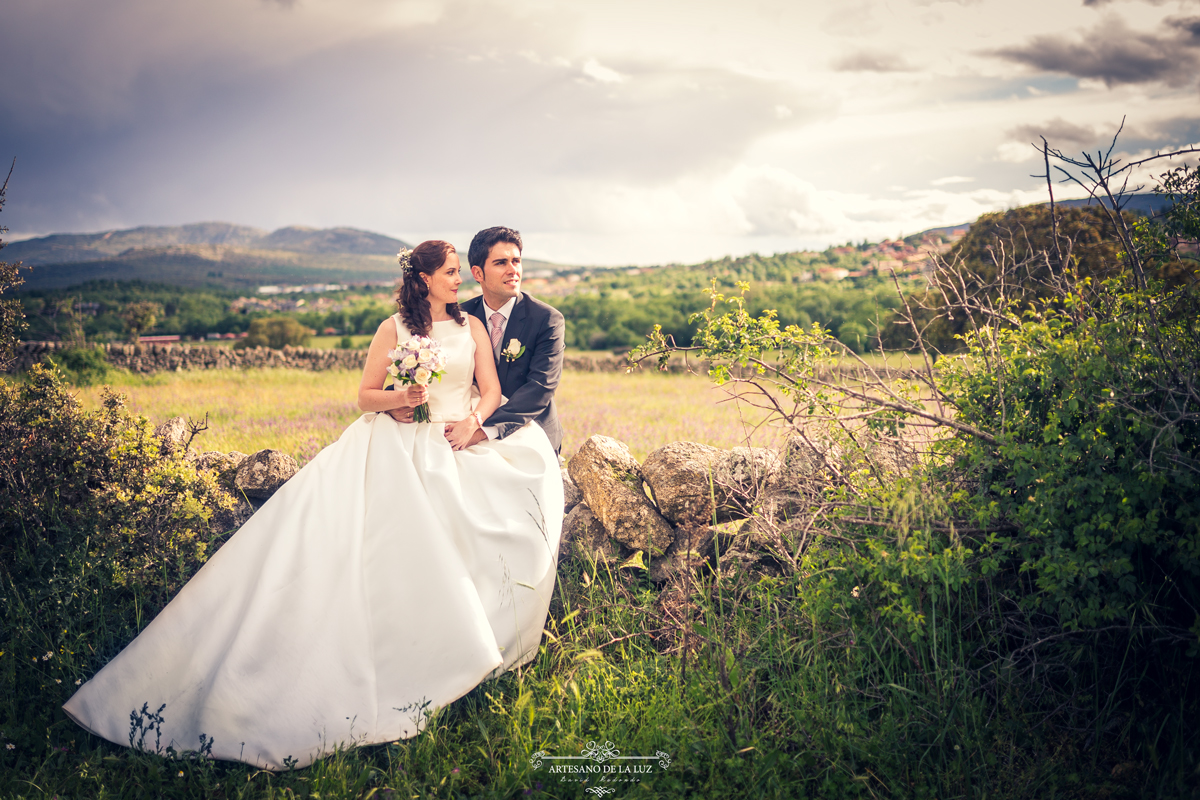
[392,314,476,422]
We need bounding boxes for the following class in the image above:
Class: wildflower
[177,770,184,777]
[5,744,13,750]
[451,768,460,774]
[43,651,53,661]
[55,679,62,684]
[75,679,81,686]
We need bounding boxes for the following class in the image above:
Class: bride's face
[422,250,464,305]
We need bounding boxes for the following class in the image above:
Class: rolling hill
[6,222,573,291]
[5,223,414,290]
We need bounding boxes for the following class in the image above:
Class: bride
[63,240,565,770]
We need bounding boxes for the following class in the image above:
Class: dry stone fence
[9,341,365,374]
[155,410,813,585]
[563,435,805,582]
[154,416,301,532]
[9,341,695,375]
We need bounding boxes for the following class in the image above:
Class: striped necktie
[489,311,504,356]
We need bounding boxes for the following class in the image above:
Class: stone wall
[9,341,366,374]
[10,341,690,375]
[562,354,691,373]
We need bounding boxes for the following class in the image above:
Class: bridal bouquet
[387,335,447,423]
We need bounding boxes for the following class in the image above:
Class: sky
[1,0,1198,265]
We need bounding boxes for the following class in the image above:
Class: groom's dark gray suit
[460,292,566,454]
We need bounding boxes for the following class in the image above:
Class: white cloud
[930,175,976,186]
[997,141,1040,163]
[580,58,625,83]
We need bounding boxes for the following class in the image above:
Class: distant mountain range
[5,222,413,266]
[7,222,573,291]
[6,194,1174,292]
[4,223,421,291]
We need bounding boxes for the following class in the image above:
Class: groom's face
[472,242,522,307]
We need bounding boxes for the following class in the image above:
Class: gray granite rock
[567,435,674,556]
[154,416,190,453]
[561,503,621,564]
[234,449,298,500]
[562,468,582,513]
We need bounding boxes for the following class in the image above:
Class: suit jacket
[460,292,565,454]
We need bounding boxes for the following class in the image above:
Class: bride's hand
[401,384,428,409]
[444,414,481,450]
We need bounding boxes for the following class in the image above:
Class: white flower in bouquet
[388,333,447,422]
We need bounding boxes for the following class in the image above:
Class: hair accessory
[397,248,414,275]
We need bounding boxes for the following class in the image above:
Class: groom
[457,226,565,453]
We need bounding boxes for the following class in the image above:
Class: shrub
[632,147,1200,787]
[43,344,110,385]
[939,281,1200,634]
[0,366,236,758]
[120,300,162,345]
[0,161,23,371]
[235,316,311,349]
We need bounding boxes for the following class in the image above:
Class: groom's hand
[444,427,487,448]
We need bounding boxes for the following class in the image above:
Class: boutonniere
[501,338,526,362]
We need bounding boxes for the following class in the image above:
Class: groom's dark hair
[468,227,523,271]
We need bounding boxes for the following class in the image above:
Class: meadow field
[75,366,782,463]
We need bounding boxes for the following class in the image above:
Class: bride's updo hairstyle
[395,240,465,337]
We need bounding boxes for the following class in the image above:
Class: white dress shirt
[480,296,517,440]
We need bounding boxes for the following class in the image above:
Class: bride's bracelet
[471,412,482,429]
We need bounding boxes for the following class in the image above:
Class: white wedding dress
[63,314,564,770]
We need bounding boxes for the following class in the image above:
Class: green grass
[4,367,1192,799]
[3,541,1163,799]
[308,335,373,350]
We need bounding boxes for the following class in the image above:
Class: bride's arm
[444,317,501,449]
[469,316,502,420]
[357,318,427,413]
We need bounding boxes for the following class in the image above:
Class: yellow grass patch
[73,366,782,463]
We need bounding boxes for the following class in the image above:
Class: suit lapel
[465,296,488,327]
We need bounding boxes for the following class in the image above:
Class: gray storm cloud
[1007,118,1099,147]
[0,0,813,236]
[993,15,1200,88]
[831,51,916,72]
